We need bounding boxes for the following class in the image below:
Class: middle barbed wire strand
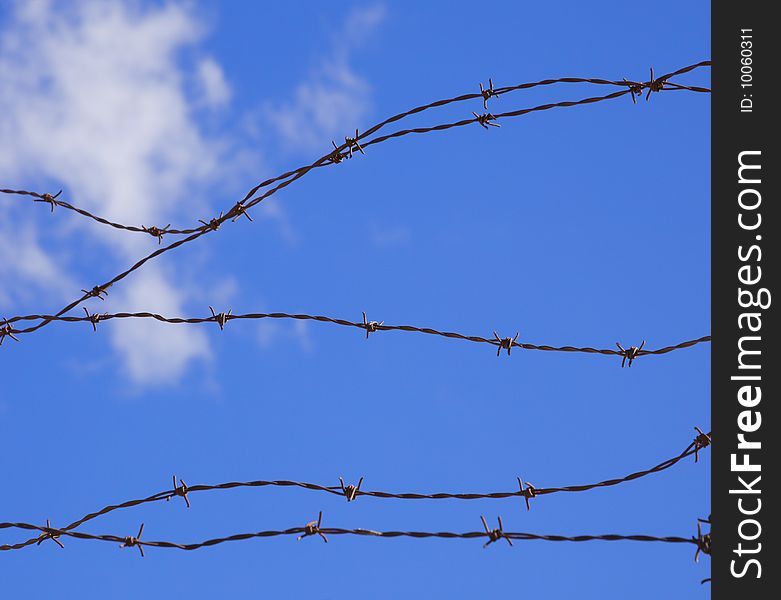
[5,309,710,360]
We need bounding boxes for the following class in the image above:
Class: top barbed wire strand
[0,429,710,552]
[0,61,711,341]
[0,61,710,237]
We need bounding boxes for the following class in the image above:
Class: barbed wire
[1,307,710,364]
[1,429,710,552]
[1,517,711,560]
[0,61,710,239]
[0,61,710,342]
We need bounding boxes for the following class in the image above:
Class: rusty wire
[1,60,709,239]
[1,61,710,341]
[1,429,709,552]
[2,308,710,363]
[0,517,708,557]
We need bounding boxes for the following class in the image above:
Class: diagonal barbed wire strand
[0,429,710,552]
[1,61,710,342]
[2,308,711,362]
[0,519,707,555]
[1,61,710,237]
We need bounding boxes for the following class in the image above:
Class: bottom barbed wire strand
[1,430,709,551]
[4,309,711,363]
[0,519,702,553]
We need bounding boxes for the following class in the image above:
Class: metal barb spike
[472,112,500,129]
[616,340,645,367]
[344,129,365,158]
[481,515,512,548]
[0,318,20,346]
[167,475,190,508]
[298,511,328,543]
[36,519,64,549]
[362,311,384,339]
[693,427,712,462]
[199,213,224,231]
[209,306,232,331]
[35,190,62,212]
[493,331,519,356]
[231,203,253,223]
[339,476,363,502]
[120,523,145,557]
[517,477,536,511]
[479,78,498,110]
[142,224,171,244]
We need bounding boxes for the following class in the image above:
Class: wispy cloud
[0,2,383,384]
[264,4,387,153]
[108,266,211,382]
[197,57,232,108]
[0,221,76,308]
[0,1,245,384]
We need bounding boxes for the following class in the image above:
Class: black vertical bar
[712,3,777,598]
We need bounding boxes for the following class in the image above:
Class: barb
[35,519,64,549]
[616,340,645,368]
[517,477,536,511]
[1,431,709,551]
[80,285,110,301]
[340,477,364,502]
[2,61,710,341]
[328,140,347,164]
[493,331,519,356]
[209,306,232,331]
[3,308,711,361]
[472,112,500,129]
[231,202,253,223]
[692,427,711,463]
[344,129,365,158]
[297,512,328,543]
[82,307,105,332]
[35,190,62,212]
[479,78,498,109]
[1,519,703,554]
[167,475,190,509]
[120,523,145,557]
[142,224,171,244]
[0,319,20,346]
[694,517,711,563]
[362,311,383,339]
[198,213,223,232]
[481,516,512,548]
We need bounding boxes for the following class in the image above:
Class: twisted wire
[1,61,711,341]
[3,309,710,360]
[1,61,710,237]
[0,520,700,553]
[1,430,709,552]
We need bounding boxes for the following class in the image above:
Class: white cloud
[0,1,243,383]
[0,221,76,309]
[1,2,381,383]
[107,266,211,382]
[197,57,232,108]
[265,4,386,152]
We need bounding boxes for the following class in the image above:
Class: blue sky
[0,1,710,597]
